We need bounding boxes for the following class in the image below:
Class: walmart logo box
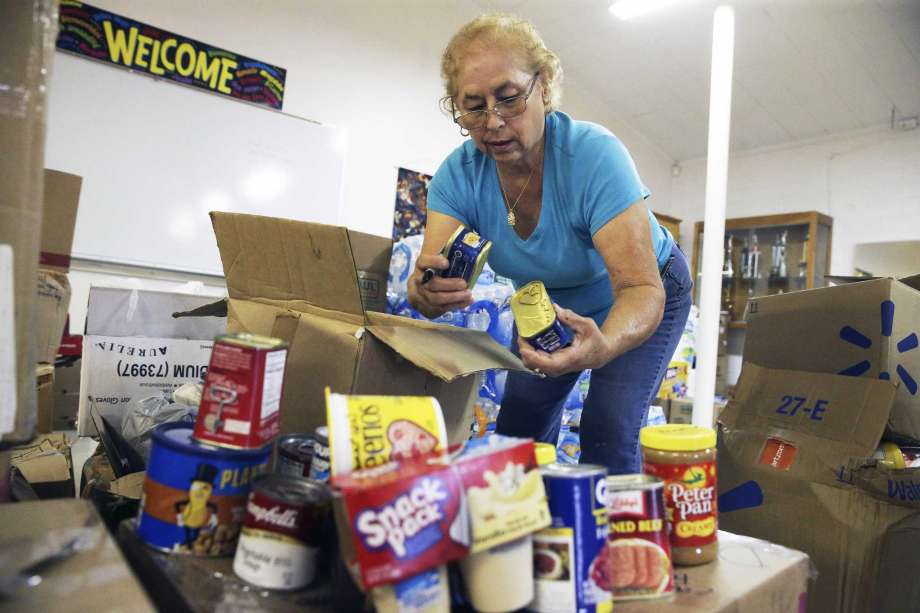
[744,274,920,440]
[77,287,227,435]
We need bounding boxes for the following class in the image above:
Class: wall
[671,126,920,276]
[52,0,676,329]
[67,0,675,238]
[672,125,920,386]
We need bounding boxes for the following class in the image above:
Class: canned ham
[604,474,674,601]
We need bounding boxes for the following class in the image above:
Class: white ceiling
[477,0,920,161]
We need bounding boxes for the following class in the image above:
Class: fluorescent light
[610,0,684,20]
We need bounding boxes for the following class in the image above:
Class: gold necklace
[496,163,536,227]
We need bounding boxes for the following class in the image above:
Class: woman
[407,14,692,474]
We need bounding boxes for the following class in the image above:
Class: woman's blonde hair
[440,13,563,116]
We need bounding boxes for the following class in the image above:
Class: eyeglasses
[452,73,540,133]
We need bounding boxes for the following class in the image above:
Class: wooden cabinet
[654,212,682,244]
[691,211,833,326]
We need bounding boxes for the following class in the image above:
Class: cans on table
[194,332,288,449]
[308,425,330,483]
[531,463,612,613]
[438,226,492,289]
[137,422,271,556]
[511,281,573,353]
[233,474,331,590]
[605,474,674,601]
[276,433,314,478]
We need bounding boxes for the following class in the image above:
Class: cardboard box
[78,287,227,434]
[744,275,920,439]
[618,531,809,612]
[667,398,725,426]
[35,169,82,365]
[0,0,58,443]
[10,432,74,498]
[36,364,54,434]
[718,362,920,612]
[201,212,525,442]
[0,498,155,611]
[53,358,81,431]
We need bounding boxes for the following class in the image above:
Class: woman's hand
[518,304,613,377]
[407,252,473,319]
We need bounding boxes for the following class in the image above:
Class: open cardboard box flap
[199,212,525,436]
[719,362,896,488]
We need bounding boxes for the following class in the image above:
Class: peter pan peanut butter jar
[640,425,718,566]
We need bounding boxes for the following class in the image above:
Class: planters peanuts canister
[137,422,271,555]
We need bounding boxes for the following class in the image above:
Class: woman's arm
[519,200,665,376]
[407,211,474,319]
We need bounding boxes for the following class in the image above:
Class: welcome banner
[56,0,287,110]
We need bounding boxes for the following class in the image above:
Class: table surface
[0,499,155,613]
[116,525,809,613]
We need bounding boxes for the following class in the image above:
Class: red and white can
[193,333,288,449]
[604,474,674,601]
[233,474,331,590]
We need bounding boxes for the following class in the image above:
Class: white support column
[693,5,735,429]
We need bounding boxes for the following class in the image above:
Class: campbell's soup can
[276,434,314,478]
[605,474,673,600]
[136,423,271,556]
[233,474,331,590]
[194,333,288,449]
[531,463,612,613]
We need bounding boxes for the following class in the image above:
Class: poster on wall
[393,167,432,240]
[56,0,287,110]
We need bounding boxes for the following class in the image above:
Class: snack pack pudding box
[331,436,551,589]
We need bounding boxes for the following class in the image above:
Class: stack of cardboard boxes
[0,0,59,447]
[719,275,920,612]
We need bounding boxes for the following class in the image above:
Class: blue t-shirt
[428,111,674,324]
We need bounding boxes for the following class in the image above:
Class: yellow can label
[325,390,448,476]
[511,281,557,339]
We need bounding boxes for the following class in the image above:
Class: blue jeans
[495,245,693,474]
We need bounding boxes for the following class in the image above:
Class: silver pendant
[507,211,516,226]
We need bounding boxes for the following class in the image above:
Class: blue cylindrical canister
[136,422,271,556]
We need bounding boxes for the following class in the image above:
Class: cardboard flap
[210,212,366,317]
[173,298,228,319]
[899,274,920,292]
[365,313,526,381]
[720,363,896,477]
[40,169,82,272]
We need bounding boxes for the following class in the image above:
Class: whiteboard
[46,52,347,276]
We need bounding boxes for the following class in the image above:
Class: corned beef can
[308,426,330,483]
[276,433,314,478]
[438,226,492,289]
[604,474,673,600]
[136,423,271,556]
[233,474,331,590]
[511,281,573,354]
[194,333,288,449]
[531,463,612,613]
